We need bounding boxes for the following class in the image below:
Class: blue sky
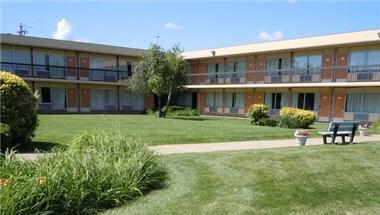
[1,1,379,51]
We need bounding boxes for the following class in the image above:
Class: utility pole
[156,35,160,44]
[17,23,28,36]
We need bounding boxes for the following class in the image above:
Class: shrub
[0,130,167,214]
[279,107,316,128]
[0,72,38,148]
[168,108,200,117]
[146,108,157,116]
[0,123,10,153]
[146,106,199,117]
[370,120,380,133]
[257,118,278,127]
[248,104,269,125]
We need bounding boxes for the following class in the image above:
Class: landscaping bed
[0,130,166,214]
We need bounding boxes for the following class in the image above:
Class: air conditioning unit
[271,76,282,83]
[230,108,239,114]
[231,77,240,84]
[353,113,369,121]
[356,73,373,81]
[36,70,50,78]
[104,75,117,82]
[210,78,217,84]
[300,75,312,82]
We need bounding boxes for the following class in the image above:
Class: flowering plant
[294,129,311,137]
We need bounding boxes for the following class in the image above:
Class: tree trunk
[157,95,164,118]
[162,88,173,118]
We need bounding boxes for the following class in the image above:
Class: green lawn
[105,142,380,215]
[34,114,327,146]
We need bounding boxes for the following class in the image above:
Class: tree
[126,44,190,117]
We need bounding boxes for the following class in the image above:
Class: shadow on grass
[15,141,65,153]
[167,116,211,121]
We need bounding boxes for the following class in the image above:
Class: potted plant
[294,129,311,146]
[358,122,371,136]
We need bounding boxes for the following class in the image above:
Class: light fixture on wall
[378,32,380,39]
[211,50,216,56]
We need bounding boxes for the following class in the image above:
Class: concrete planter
[294,135,308,146]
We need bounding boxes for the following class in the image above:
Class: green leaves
[125,43,190,97]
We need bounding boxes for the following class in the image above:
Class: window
[265,93,282,109]
[225,93,244,108]
[235,93,245,108]
[207,63,216,78]
[206,93,224,107]
[1,48,13,62]
[227,61,246,77]
[206,93,215,107]
[350,50,380,66]
[293,56,308,69]
[293,54,322,74]
[308,55,322,68]
[40,87,52,104]
[271,93,282,109]
[119,58,134,79]
[52,88,65,110]
[367,50,380,65]
[266,58,290,75]
[104,90,116,105]
[349,51,366,66]
[215,93,223,107]
[346,93,380,113]
[297,93,315,110]
[207,63,224,78]
[90,89,105,110]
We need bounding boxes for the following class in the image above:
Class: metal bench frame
[318,121,358,144]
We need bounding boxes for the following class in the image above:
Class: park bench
[318,121,358,144]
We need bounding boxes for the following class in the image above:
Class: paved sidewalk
[150,135,380,155]
[15,135,380,160]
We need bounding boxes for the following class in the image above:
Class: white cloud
[257,30,283,41]
[164,22,182,30]
[288,0,297,4]
[53,18,72,40]
[52,18,91,42]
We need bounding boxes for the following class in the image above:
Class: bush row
[0,130,167,215]
[248,104,316,128]
[147,106,200,117]
[279,107,316,129]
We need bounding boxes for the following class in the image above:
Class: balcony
[189,64,380,85]
[0,62,131,82]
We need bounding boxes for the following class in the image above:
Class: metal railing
[0,62,131,82]
[189,64,380,85]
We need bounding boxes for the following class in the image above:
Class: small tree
[126,44,190,117]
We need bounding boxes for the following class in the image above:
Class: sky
[1,1,380,51]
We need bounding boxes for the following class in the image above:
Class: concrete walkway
[150,135,380,155]
[15,135,380,160]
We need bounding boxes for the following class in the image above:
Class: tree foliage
[126,44,190,117]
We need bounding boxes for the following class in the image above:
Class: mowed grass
[34,114,327,146]
[105,142,380,215]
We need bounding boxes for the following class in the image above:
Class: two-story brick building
[184,29,380,122]
[1,29,380,121]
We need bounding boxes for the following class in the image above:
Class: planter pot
[358,128,369,136]
[295,135,308,146]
